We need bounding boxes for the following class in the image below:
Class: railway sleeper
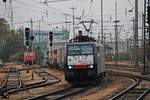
[6,83,20,86]
[7,80,18,82]
[6,83,19,86]
[6,81,19,84]
[9,74,17,76]
[5,85,19,87]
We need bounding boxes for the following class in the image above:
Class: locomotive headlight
[68,65,73,69]
[89,65,93,68]
[79,56,82,59]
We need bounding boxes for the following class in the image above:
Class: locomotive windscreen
[67,45,93,55]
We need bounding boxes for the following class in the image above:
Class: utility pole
[114,0,119,71]
[2,40,5,64]
[65,15,68,34]
[130,18,135,64]
[109,33,113,48]
[65,14,68,42]
[149,0,150,46]
[126,39,129,60]
[38,21,41,65]
[64,14,69,42]
[143,13,146,74]
[39,21,41,46]
[101,0,104,43]
[71,7,76,38]
[10,0,13,27]
[30,18,33,38]
[142,14,144,46]
[30,18,34,80]
[135,0,139,66]
[147,0,150,73]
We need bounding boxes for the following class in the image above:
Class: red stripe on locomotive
[24,52,35,62]
[74,64,88,70]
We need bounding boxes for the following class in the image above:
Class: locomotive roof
[66,42,104,47]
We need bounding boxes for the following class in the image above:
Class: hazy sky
[0,0,145,40]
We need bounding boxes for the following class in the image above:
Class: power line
[41,0,70,3]
[128,0,134,8]
[31,0,65,14]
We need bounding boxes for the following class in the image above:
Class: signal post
[143,0,150,74]
[147,0,150,73]
[25,28,30,73]
[49,31,53,65]
[25,27,35,79]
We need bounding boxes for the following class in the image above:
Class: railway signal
[148,6,150,25]
[3,0,6,2]
[49,31,53,46]
[25,28,30,46]
[48,31,53,64]
[25,28,30,40]
[26,41,29,46]
[148,0,150,36]
[49,31,53,42]
[30,36,35,41]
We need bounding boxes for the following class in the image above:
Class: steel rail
[1,68,21,90]
[0,68,22,98]
[109,77,139,100]
[16,68,22,87]
[136,88,150,100]
[108,71,150,100]
[0,69,9,88]
[26,86,90,100]
[5,67,60,95]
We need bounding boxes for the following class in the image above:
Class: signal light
[26,41,29,46]
[30,36,35,41]
[3,0,6,2]
[50,42,52,46]
[25,28,30,40]
[49,31,53,41]
[148,7,150,25]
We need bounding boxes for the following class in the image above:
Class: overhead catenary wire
[41,0,71,3]
[0,0,144,41]
[2,0,68,18]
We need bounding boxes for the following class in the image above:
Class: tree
[0,18,24,62]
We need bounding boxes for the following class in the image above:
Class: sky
[0,0,145,40]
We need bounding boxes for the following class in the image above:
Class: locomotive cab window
[68,46,80,55]
[81,45,93,55]
[67,45,93,55]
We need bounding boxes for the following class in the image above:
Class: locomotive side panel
[24,52,36,62]
[97,46,105,74]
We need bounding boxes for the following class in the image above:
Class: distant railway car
[50,47,64,69]
[64,42,105,83]
[24,52,36,64]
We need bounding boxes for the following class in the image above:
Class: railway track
[109,79,150,100]
[0,68,22,96]
[106,65,150,100]
[27,86,90,100]
[8,67,60,93]
[33,68,58,81]
[0,67,60,98]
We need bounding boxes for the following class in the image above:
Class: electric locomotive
[64,35,105,83]
[24,52,35,65]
